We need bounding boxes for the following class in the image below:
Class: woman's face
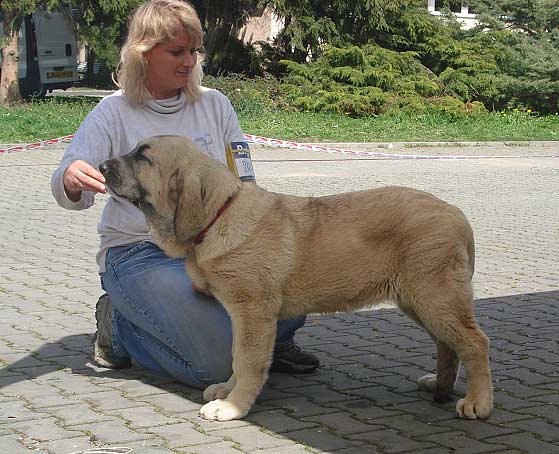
[143,29,198,100]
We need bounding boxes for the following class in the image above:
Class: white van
[0,8,78,98]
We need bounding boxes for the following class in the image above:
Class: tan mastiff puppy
[100,135,493,422]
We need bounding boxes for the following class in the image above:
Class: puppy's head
[100,135,240,250]
[100,135,187,215]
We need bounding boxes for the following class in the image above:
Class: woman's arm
[51,109,113,210]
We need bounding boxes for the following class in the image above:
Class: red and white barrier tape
[244,134,556,160]
[1,132,556,160]
[0,134,74,154]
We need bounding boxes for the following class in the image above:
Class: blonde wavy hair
[115,0,204,105]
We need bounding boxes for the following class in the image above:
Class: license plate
[46,70,73,79]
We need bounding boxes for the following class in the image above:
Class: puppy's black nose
[98,162,109,175]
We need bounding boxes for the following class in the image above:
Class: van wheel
[21,85,47,101]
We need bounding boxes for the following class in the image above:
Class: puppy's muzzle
[99,160,122,188]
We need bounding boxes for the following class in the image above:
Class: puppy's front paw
[203,381,233,401]
[456,396,492,420]
[199,399,247,421]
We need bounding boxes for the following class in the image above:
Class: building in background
[239,7,283,44]
[427,1,478,29]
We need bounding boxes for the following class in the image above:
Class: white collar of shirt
[146,91,187,114]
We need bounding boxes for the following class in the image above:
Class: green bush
[277,44,479,117]
[203,75,283,114]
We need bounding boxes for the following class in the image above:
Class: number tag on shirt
[226,142,256,182]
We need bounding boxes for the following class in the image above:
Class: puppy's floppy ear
[172,168,206,244]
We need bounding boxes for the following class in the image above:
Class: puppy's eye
[137,154,152,165]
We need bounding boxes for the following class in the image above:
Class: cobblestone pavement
[1,142,558,454]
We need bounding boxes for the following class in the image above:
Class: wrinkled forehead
[165,24,200,47]
[130,140,170,167]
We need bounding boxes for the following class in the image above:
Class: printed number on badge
[226,142,256,182]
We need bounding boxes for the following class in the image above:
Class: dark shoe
[270,344,320,374]
[91,294,131,369]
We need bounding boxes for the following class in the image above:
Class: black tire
[21,84,47,101]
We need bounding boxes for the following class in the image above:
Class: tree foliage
[268,0,437,61]
[71,0,144,86]
[74,1,144,65]
[469,0,559,36]
[464,1,559,112]
[189,0,263,75]
[271,0,559,114]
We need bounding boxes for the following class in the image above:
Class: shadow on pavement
[1,290,557,452]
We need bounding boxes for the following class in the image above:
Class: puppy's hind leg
[409,284,493,419]
[399,305,460,402]
[199,306,277,421]
[418,340,460,403]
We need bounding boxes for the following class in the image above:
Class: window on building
[434,0,462,13]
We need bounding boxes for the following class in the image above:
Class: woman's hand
[63,160,106,202]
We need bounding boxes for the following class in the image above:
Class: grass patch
[0,96,100,143]
[1,92,558,144]
[241,108,559,142]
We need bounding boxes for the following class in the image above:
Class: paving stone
[287,384,359,404]
[261,396,340,417]
[142,422,222,448]
[303,411,382,435]
[484,432,559,453]
[29,393,89,410]
[178,441,242,454]
[295,369,386,391]
[0,434,41,453]
[211,425,294,451]
[366,414,453,438]
[344,384,422,405]
[330,398,406,421]
[138,393,203,414]
[256,385,299,402]
[33,436,97,454]
[436,417,521,439]
[106,405,184,429]
[80,390,148,412]
[0,400,44,423]
[70,420,150,444]
[513,404,559,423]
[348,429,439,453]
[119,439,177,454]
[247,409,319,433]
[0,353,53,370]
[503,418,559,442]
[417,430,509,453]
[282,426,355,451]
[327,447,383,454]
[10,417,86,442]
[267,372,320,389]
[37,403,118,426]
[103,380,177,399]
[256,445,317,454]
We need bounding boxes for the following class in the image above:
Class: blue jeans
[100,241,306,389]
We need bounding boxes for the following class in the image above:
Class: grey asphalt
[0,141,558,454]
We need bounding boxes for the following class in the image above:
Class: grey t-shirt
[51,87,246,272]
